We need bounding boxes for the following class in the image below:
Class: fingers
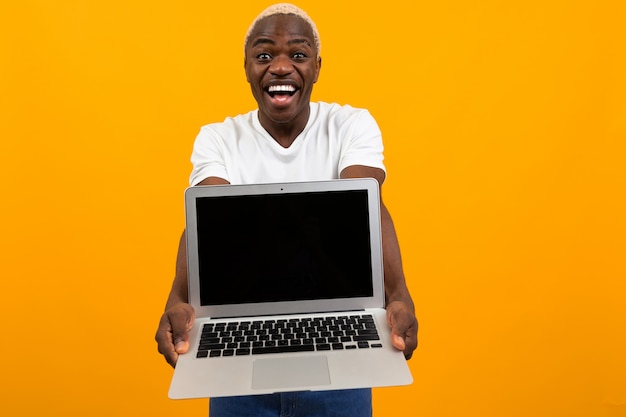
[387,301,419,360]
[155,316,178,367]
[170,305,195,352]
[155,303,195,368]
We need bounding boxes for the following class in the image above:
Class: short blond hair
[244,3,321,56]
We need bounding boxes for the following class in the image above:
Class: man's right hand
[155,303,196,367]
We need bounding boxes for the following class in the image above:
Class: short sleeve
[337,109,386,176]
[189,126,229,186]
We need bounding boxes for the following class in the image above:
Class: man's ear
[244,57,250,83]
[314,56,322,83]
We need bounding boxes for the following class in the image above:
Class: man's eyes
[255,52,308,61]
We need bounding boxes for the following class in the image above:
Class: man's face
[244,14,321,127]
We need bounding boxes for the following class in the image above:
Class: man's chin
[260,103,302,123]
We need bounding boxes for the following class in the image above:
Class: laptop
[168,178,413,399]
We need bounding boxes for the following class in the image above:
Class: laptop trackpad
[252,355,331,390]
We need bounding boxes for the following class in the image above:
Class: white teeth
[268,85,296,93]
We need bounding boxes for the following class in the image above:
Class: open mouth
[266,84,298,98]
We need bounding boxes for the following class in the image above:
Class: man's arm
[340,165,418,359]
[155,176,229,367]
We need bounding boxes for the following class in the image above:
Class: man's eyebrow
[251,38,275,48]
[288,39,313,48]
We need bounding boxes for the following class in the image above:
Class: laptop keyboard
[196,314,382,358]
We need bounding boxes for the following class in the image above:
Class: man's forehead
[245,15,319,56]
[249,15,315,41]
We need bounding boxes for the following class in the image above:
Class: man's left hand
[386,300,418,359]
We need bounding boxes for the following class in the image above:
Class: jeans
[209,389,372,417]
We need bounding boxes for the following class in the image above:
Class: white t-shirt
[189,101,386,186]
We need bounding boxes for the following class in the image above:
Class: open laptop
[168,178,413,399]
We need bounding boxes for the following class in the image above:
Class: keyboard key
[352,334,380,342]
[198,343,225,351]
[252,345,315,355]
[200,337,220,344]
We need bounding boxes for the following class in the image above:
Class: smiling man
[155,3,418,416]
[243,10,320,148]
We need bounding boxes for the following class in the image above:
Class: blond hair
[244,3,321,55]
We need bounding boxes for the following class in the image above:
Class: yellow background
[1,1,625,416]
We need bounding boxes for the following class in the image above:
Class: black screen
[195,189,374,306]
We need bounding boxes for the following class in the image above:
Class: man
[155,3,418,416]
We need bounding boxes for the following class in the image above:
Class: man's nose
[269,54,293,75]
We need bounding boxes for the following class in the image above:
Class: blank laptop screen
[195,189,374,306]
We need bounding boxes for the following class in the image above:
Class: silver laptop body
[168,178,413,399]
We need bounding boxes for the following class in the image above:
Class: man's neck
[258,106,310,148]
